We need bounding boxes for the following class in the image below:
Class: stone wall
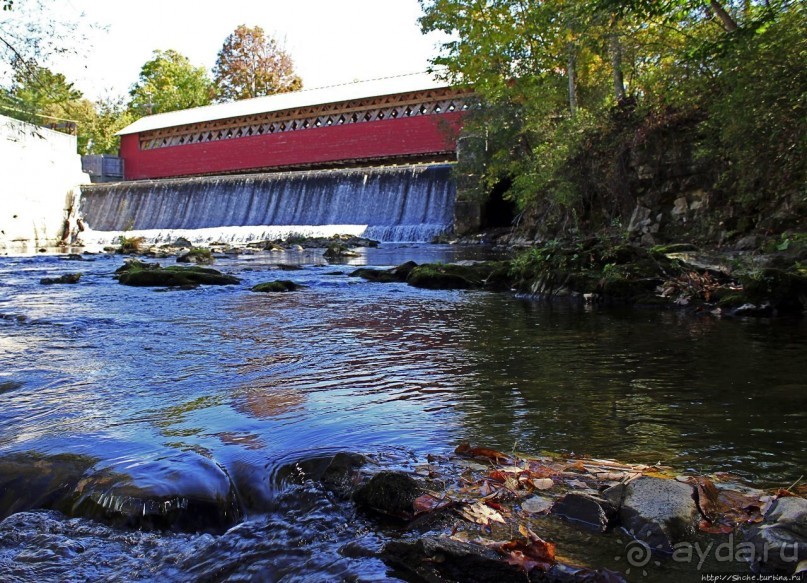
[0,115,88,253]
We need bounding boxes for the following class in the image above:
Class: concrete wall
[0,115,89,253]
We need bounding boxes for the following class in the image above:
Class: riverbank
[339,445,807,581]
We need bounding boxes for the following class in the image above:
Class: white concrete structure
[0,115,89,253]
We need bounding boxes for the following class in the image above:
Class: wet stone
[72,451,241,533]
[551,492,618,533]
[251,280,305,293]
[40,273,81,285]
[611,477,699,552]
[745,496,807,574]
[353,471,422,519]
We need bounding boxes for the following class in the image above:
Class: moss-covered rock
[406,261,511,291]
[510,238,678,304]
[177,247,214,265]
[117,266,240,287]
[350,261,419,283]
[251,280,305,293]
[407,265,475,290]
[115,259,160,274]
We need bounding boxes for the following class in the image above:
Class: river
[0,245,805,581]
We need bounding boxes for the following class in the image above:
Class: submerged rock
[40,273,81,285]
[274,452,366,499]
[116,265,240,287]
[251,280,305,293]
[72,451,241,533]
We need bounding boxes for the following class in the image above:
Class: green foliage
[700,4,807,207]
[421,0,806,238]
[213,25,302,102]
[0,63,81,125]
[129,49,213,116]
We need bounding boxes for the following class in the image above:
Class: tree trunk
[709,0,739,32]
[609,28,626,103]
[567,43,578,116]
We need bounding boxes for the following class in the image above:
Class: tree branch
[709,0,739,32]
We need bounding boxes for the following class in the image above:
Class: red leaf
[455,443,513,463]
[484,499,505,512]
[489,470,509,483]
[413,494,449,515]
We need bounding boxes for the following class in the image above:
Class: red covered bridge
[116,73,472,181]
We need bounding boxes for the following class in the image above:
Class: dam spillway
[78,164,456,246]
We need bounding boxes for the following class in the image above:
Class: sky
[35,0,448,102]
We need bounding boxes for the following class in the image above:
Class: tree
[419,0,805,231]
[1,62,81,128]
[129,49,213,116]
[213,25,302,102]
[1,0,89,92]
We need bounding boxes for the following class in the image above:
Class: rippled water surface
[1,246,805,581]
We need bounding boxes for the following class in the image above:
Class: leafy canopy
[418,0,806,229]
[213,25,302,102]
[129,49,214,116]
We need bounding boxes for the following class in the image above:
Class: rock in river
[116,265,240,287]
[744,496,807,574]
[353,471,423,519]
[40,273,81,285]
[251,280,305,293]
[608,477,699,552]
[72,450,241,533]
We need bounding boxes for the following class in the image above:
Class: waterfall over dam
[78,164,456,246]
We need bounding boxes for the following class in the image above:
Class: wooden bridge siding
[120,113,463,180]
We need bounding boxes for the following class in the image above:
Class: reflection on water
[0,245,805,580]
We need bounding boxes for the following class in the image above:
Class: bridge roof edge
[117,72,461,136]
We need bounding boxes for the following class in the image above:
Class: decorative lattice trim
[138,88,472,150]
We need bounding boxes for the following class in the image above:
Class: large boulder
[72,451,241,533]
[740,269,807,316]
[609,477,699,551]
